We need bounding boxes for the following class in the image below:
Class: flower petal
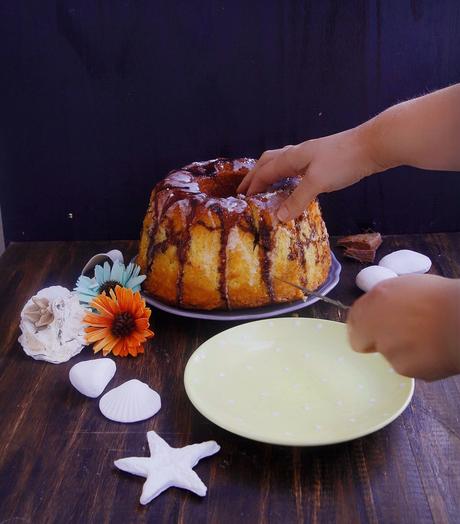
[94,334,118,354]
[128,331,146,344]
[74,275,94,291]
[76,290,98,299]
[116,285,131,312]
[85,326,104,334]
[91,294,116,318]
[94,264,105,285]
[126,275,146,289]
[112,340,122,356]
[93,338,109,352]
[85,327,111,343]
[135,318,149,331]
[122,263,134,285]
[102,335,119,354]
[103,261,111,281]
[76,294,95,305]
[111,261,124,284]
[118,338,128,357]
[128,343,140,357]
[84,313,112,327]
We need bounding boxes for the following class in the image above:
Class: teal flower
[75,261,146,306]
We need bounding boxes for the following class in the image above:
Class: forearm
[362,84,460,172]
[445,278,460,371]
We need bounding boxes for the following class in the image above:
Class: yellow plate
[184,318,414,446]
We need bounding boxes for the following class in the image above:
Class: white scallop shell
[69,358,116,398]
[99,379,161,423]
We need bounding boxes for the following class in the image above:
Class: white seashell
[69,359,116,398]
[81,249,124,276]
[379,249,431,275]
[18,286,86,364]
[356,266,398,292]
[99,379,161,423]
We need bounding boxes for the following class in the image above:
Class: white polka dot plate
[184,318,414,446]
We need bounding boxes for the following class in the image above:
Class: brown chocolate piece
[342,247,377,263]
[337,232,382,263]
[336,232,382,250]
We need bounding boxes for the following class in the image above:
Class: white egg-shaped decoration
[99,379,161,423]
[356,266,398,292]
[379,249,431,275]
[69,358,116,398]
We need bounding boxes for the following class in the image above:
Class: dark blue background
[1,1,460,243]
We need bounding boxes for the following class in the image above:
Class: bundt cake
[138,158,331,310]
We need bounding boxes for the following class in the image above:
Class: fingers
[247,145,298,195]
[346,293,380,354]
[238,142,318,221]
[237,175,252,195]
[237,150,277,194]
[238,142,312,196]
[276,172,319,221]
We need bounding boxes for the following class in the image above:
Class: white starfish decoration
[114,431,220,505]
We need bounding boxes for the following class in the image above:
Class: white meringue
[379,249,431,275]
[356,266,398,292]
[69,358,116,398]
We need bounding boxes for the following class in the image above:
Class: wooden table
[0,234,459,524]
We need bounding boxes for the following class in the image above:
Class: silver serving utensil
[275,277,350,311]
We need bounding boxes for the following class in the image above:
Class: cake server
[275,277,350,311]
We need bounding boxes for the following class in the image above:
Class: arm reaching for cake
[237,83,460,381]
[238,83,460,222]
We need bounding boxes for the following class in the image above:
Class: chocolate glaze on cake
[138,158,331,310]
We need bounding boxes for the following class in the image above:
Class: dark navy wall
[1,1,460,242]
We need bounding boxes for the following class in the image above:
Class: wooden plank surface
[0,234,459,524]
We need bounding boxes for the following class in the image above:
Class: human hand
[238,125,383,222]
[347,274,460,381]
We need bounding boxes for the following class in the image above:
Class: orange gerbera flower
[84,286,154,357]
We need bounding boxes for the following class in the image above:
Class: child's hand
[347,274,460,381]
[237,125,382,221]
